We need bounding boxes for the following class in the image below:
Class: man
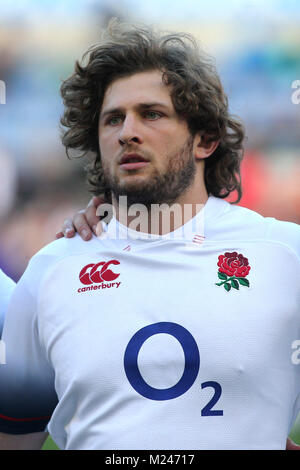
[0,21,300,450]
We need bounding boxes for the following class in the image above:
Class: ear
[193,134,219,160]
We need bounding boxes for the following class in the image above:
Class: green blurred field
[42,436,60,450]
[289,427,300,446]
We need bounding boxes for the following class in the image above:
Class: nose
[118,114,142,146]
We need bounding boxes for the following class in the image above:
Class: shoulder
[235,205,300,259]
[263,216,300,261]
[20,234,103,288]
[207,198,300,259]
[34,233,100,260]
[0,269,16,290]
[230,202,300,240]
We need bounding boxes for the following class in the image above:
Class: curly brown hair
[60,20,245,203]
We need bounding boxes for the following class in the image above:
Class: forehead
[101,70,172,110]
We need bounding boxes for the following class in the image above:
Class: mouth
[119,153,150,171]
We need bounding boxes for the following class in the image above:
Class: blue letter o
[124,322,200,400]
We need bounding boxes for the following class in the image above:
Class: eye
[144,111,162,120]
[107,115,123,126]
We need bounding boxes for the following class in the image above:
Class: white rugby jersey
[0,196,300,450]
[0,269,15,335]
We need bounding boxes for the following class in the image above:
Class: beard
[102,136,196,208]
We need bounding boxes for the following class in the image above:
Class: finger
[72,212,93,241]
[55,231,64,239]
[95,221,103,237]
[61,218,76,238]
[85,204,102,235]
[91,195,106,208]
[85,195,104,210]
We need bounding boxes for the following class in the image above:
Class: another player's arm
[0,260,57,448]
[0,432,48,450]
[56,196,104,240]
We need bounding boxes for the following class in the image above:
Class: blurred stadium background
[0,0,299,450]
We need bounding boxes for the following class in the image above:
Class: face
[98,70,197,207]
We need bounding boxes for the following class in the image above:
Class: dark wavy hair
[60,20,245,203]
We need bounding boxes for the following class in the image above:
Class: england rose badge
[215,252,250,292]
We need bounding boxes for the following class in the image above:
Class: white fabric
[1,196,300,449]
[0,269,15,335]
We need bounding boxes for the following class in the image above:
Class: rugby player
[0,22,300,450]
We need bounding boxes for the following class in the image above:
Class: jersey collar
[102,196,229,242]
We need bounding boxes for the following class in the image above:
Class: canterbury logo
[78,260,121,294]
[79,260,120,285]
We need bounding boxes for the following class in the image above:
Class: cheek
[99,134,117,161]
[156,127,190,151]
[150,134,172,157]
[99,132,109,149]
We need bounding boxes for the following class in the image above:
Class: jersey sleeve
[0,269,16,336]
[0,259,58,434]
[266,217,300,262]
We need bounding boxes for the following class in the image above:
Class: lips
[120,153,148,164]
[119,153,149,171]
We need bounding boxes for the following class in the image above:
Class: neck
[111,183,208,236]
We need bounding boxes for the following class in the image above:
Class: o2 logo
[124,322,223,416]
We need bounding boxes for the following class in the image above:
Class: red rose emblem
[217,252,250,278]
[215,252,251,292]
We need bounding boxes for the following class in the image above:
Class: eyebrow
[100,102,170,121]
